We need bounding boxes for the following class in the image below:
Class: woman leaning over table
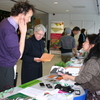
[61,34,100,99]
[21,24,46,84]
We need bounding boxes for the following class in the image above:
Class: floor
[16,54,61,86]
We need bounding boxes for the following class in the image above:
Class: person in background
[21,24,46,84]
[59,28,66,51]
[61,34,100,99]
[58,27,77,63]
[78,28,86,50]
[71,26,80,37]
[71,26,80,49]
[62,27,66,36]
[0,1,34,92]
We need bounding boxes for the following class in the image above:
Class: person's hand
[18,18,27,35]
[58,73,69,80]
[62,74,70,80]
[58,72,64,76]
[34,58,41,62]
[65,66,72,69]
[73,53,77,56]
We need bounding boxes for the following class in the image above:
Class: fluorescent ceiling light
[53,2,58,4]
[66,10,69,12]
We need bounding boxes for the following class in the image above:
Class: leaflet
[40,53,54,62]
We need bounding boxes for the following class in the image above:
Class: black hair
[72,26,80,31]
[71,26,80,37]
[10,1,35,16]
[84,34,100,63]
[81,28,85,33]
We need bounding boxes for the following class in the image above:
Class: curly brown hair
[10,1,35,16]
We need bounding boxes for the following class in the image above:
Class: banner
[50,21,64,50]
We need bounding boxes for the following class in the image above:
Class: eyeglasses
[37,33,44,37]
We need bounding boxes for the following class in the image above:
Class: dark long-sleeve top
[21,35,45,83]
[75,57,100,92]
[78,33,86,43]
[21,35,45,63]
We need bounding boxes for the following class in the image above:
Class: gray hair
[65,27,71,34]
[34,24,47,33]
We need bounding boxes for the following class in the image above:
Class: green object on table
[7,93,36,100]
[66,61,73,67]
[18,79,42,88]
[55,61,66,67]
[7,93,28,99]
[82,52,86,57]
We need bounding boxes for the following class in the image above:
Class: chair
[74,89,88,100]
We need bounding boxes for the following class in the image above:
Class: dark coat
[78,33,86,50]
[78,33,86,44]
[21,35,45,84]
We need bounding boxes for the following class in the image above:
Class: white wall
[34,13,48,26]
[48,13,100,39]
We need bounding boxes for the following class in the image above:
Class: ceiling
[0,0,99,15]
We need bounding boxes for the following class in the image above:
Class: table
[0,74,86,100]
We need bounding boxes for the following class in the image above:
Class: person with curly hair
[0,1,34,91]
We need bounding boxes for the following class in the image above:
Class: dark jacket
[78,33,86,44]
[78,33,86,50]
[21,35,45,84]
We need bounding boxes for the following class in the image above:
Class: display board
[50,21,64,54]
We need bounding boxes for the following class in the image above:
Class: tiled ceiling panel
[0,0,98,14]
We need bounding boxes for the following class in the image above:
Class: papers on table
[50,66,65,74]
[50,66,80,76]
[59,79,75,86]
[69,63,83,67]
[19,87,74,100]
[19,87,44,98]
[65,68,80,76]
[70,57,83,67]
[40,53,54,62]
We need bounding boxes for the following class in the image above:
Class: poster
[50,21,64,54]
